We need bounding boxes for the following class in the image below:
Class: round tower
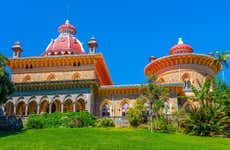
[12,41,23,58]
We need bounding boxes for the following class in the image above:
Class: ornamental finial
[65,19,70,24]
[178,37,183,44]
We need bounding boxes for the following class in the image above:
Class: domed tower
[144,38,221,111]
[12,41,23,58]
[41,19,85,56]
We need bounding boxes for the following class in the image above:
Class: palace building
[3,20,221,117]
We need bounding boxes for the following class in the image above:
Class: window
[102,104,110,117]
[121,103,129,117]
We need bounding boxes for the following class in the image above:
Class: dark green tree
[0,53,15,104]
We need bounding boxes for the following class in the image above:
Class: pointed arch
[63,99,73,112]
[16,101,26,116]
[22,75,31,82]
[47,73,56,81]
[5,101,14,116]
[76,99,85,112]
[40,100,49,114]
[99,99,112,117]
[72,72,81,80]
[28,100,37,115]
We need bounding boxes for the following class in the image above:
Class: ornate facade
[3,21,221,117]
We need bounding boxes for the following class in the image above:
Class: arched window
[121,103,129,117]
[182,73,191,89]
[102,104,110,117]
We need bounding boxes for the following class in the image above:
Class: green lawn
[0,128,229,150]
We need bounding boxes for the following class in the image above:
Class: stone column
[14,105,16,115]
[37,104,40,114]
[25,104,28,116]
[61,103,64,112]
[73,103,76,112]
[49,103,52,114]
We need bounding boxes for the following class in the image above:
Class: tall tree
[212,50,230,80]
[0,53,15,104]
[141,75,169,131]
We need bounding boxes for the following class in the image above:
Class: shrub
[137,123,150,129]
[26,112,96,129]
[96,118,115,127]
[126,98,147,127]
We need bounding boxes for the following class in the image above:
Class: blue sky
[0,0,229,84]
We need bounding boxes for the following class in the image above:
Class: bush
[137,123,150,129]
[96,118,115,127]
[26,112,96,129]
[126,98,147,127]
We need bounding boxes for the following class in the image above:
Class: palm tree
[213,50,230,81]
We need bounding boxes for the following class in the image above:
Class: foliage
[0,53,15,104]
[26,112,96,129]
[141,75,170,131]
[0,128,229,150]
[96,118,115,127]
[126,98,148,127]
[0,116,23,131]
[181,79,230,136]
[212,50,230,69]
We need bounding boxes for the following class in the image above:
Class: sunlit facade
[3,20,221,117]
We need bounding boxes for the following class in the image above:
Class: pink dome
[41,20,85,56]
[170,38,193,55]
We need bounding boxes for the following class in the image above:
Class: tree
[182,79,229,136]
[141,75,169,131]
[0,53,15,105]
[212,50,230,80]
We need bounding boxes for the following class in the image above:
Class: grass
[0,128,229,150]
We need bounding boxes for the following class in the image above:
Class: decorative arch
[4,101,14,116]
[28,96,37,104]
[182,100,193,112]
[119,99,130,117]
[76,99,85,112]
[16,101,26,116]
[22,75,31,82]
[63,99,73,112]
[28,100,37,115]
[51,99,61,113]
[40,100,49,114]
[182,73,191,89]
[39,96,49,104]
[182,73,190,81]
[72,72,81,80]
[158,77,165,83]
[99,99,112,117]
[47,73,56,81]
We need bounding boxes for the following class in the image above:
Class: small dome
[170,38,193,55]
[41,20,85,56]
[58,19,76,35]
